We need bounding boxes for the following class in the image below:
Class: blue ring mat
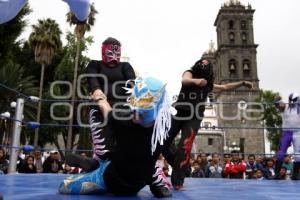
[1,174,300,200]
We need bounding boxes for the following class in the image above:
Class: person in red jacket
[224,151,247,179]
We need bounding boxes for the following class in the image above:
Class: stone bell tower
[209,0,264,154]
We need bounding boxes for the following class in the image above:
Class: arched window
[243,59,251,77]
[229,32,235,43]
[228,20,234,29]
[229,59,237,77]
[241,20,247,30]
[241,32,247,43]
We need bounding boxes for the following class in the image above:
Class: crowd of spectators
[0,147,86,174]
[160,151,299,180]
[1,146,299,180]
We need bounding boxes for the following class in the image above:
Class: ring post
[8,98,24,174]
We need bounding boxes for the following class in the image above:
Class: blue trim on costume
[59,160,110,194]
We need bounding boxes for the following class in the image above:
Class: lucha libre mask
[126,77,166,126]
[191,59,213,80]
[101,44,121,64]
[124,77,174,154]
[288,92,300,113]
[289,92,299,103]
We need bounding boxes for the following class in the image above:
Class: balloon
[63,0,90,22]
[0,0,27,24]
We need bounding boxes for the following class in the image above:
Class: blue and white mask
[123,77,174,154]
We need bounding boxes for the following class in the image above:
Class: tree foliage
[29,18,62,65]
[258,90,282,151]
[37,32,93,149]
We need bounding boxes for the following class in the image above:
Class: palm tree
[29,18,62,146]
[66,3,98,151]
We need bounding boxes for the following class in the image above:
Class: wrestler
[85,37,136,161]
[274,92,300,179]
[162,58,253,190]
[59,77,173,197]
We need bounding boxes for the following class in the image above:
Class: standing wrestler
[67,37,136,165]
[162,59,213,190]
[59,77,173,197]
[162,58,253,189]
[274,92,300,179]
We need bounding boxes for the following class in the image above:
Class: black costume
[86,60,136,106]
[163,59,214,188]
[85,60,135,161]
[60,107,171,197]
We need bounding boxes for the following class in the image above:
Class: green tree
[258,90,282,151]
[0,3,37,146]
[0,61,38,145]
[29,18,62,146]
[37,32,93,153]
[66,3,98,151]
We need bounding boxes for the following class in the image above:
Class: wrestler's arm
[85,61,107,101]
[182,71,207,87]
[96,98,112,118]
[213,81,253,93]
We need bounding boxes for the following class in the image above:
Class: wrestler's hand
[195,79,207,87]
[274,95,285,112]
[274,95,282,102]
[243,81,253,89]
[91,89,106,101]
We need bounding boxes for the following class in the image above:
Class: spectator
[191,161,205,178]
[246,154,258,179]
[255,169,265,180]
[33,146,44,173]
[224,151,247,179]
[276,167,288,180]
[43,150,63,173]
[186,157,195,177]
[223,153,231,166]
[282,155,293,179]
[63,163,80,174]
[222,154,231,178]
[18,155,37,173]
[255,155,264,170]
[263,158,276,180]
[196,154,201,163]
[0,148,8,174]
[206,153,223,178]
[16,150,25,171]
[199,153,209,172]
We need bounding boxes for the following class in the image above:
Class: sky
[22,0,300,101]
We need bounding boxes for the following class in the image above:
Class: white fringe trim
[151,93,174,154]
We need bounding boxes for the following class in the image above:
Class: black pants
[89,106,170,189]
[89,106,115,161]
[163,110,202,186]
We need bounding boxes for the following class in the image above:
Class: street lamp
[228,141,240,152]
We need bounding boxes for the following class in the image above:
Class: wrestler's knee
[276,151,285,161]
